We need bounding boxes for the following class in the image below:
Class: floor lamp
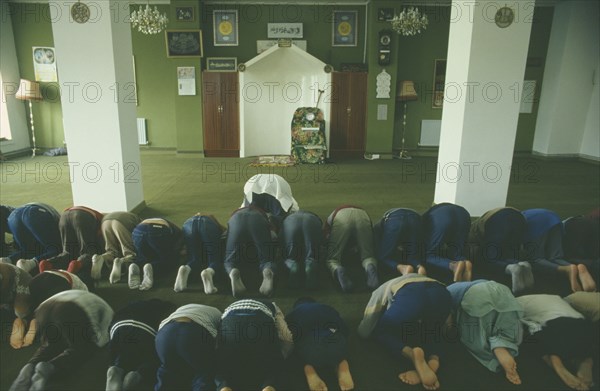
[397,80,418,160]
[15,79,43,157]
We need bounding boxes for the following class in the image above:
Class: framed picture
[267,23,303,39]
[206,57,237,72]
[175,7,194,22]
[432,59,446,108]
[213,10,238,46]
[332,10,358,47]
[165,30,203,58]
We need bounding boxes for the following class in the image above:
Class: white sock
[91,254,105,280]
[128,263,141,289]
[229,268,246,297]
[110,258,124,284]
[106,366,125,391]
[201,267,218,294]
[259,268,274,296]
[139,263,154,291]
[174,265,191,292]
[518,261,535,289]
[29,362,54,391]
[16,258,37,273]
[9,363,35,391]
[0,257,12,264]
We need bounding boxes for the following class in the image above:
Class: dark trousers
[29,301,99,374]
[282,211,322,269]
[523,224,571,273]
[132,224,178,273]
[374,282,451,360]
[110,326,158,381]
[155,322,216,391]
[217,311,282,390]
[224,209,277,273]
[482,208,526,273]
[374,209,422,272]
[183,216,223,273]
[423,205,471,271]
[50,209,102,269]
[8,205,61,263]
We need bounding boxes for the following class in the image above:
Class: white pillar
[433,0,534,216]
[0,3,31,153]
[50,1,144,212]
[533,1,599,158]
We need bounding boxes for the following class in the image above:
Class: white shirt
[159,304,222,338]
[517,294,584,334]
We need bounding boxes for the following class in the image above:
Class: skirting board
[531,150,600,163]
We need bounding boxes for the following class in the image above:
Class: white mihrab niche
[376,69,391,99]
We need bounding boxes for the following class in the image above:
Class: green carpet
[0,152,598,391]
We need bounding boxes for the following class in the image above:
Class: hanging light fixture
[391,7,428,36]
[129,2,168,35]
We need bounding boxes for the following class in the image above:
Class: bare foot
[577,265,597,292]
[546,355,589,391]
[304,364,328,391]
[577,358,594,388]
[494,347,521,385]
[417,265,427,276]
[399,357,439,386]
[567,264,583,292]
[413,347,440,390]
[23,319,37,347]
[464,261,473,281]
[337,359,355,391]
[397,264,414,275]
[399,370,421,385]
[451,261,465,282]
[220,388,233,391]
[10,318,25,349]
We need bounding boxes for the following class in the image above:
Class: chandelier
[130,3,168,35]
[391,7,428,36]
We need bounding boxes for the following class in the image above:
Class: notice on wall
[33,47,57,82]
[177,67,196,96]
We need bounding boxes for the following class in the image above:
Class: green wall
[8,2,553,154]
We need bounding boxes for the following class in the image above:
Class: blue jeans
[224,209,277,273]
[423,204,470,272]
[481,208,526,273]
[183,216,223,273]
[374,208,422,272]
[217,310,281,390]
[523,224,571,273]
[8,204,61,262]
[374,281,451,360]
[155,322,216,391]
[133,223,179,273]
[281,210,322,270]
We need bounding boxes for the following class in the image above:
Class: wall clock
[71,1,90,24]
[495,6,514,28]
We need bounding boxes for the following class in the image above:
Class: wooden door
[202,72,239,157]
[329,72,367,158]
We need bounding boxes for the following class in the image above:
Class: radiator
[136,118,149,145]
[419,120,441,147]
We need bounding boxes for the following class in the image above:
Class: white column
[533,1,599,158]
[433,0,534,216]
[50,0,144,212]
[0,3,30,153]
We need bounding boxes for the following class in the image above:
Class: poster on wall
[213,10,238,46]
[332,11,357,47]
[177,67,196,96]
[32,47,57,82]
